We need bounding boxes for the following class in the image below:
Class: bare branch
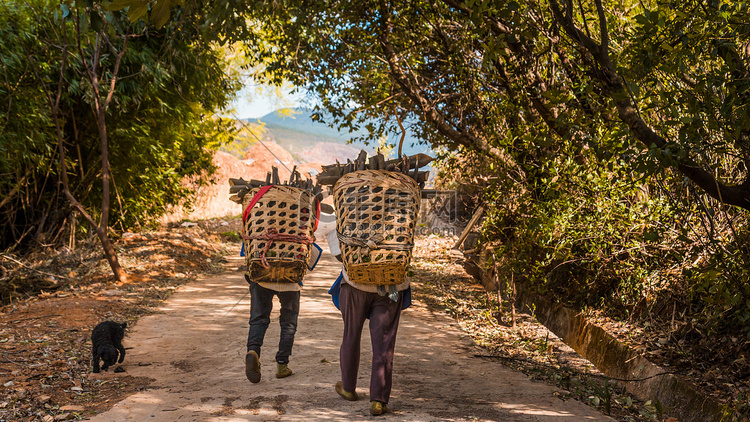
[104,35,129,109]
[594,0,608,56]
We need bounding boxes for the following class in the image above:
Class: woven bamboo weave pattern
[242,185,316,283]
[333,170,420,285]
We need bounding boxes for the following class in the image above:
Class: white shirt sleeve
[326,229,341,256]
[314,212,341,256]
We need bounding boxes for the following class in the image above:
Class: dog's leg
[116,343,126,363]
[92,346,101,373]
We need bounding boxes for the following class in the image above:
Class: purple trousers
[339,282,403,403]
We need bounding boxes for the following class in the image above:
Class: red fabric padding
[242,185,275,226]
[313,197,321,232]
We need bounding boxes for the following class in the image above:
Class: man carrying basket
[243,273,301,383]
[239,183,320,383]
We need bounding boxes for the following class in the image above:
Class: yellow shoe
[245,351,261,383]
[276,363,293,378]
[335,381,358,401]
[370,400,388,416]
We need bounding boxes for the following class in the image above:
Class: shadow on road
[87,243,613,421]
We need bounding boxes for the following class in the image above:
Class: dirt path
[87,245,614,422]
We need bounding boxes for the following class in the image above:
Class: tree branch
[377,0,523,181]
[594,0,608,57]
[104,35,128,109]
[548,0,750,211]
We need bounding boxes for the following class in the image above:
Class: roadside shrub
[437,146,750,341]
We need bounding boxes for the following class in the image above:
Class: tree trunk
[92,93,126,281]
[50,25,130,282]
[95,225,127,282]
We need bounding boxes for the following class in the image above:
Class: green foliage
[104,0,182,28]
[0,0,242,248]
[217,0,750,349]
[228,0,750,209]
[439,141,750,350]
[461,146,675,313]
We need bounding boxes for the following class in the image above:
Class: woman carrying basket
[322,212,412,416]
[319,158,420,415]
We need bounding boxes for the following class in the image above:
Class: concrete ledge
[517,294,740,422]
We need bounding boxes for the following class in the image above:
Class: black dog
[91,321,127,373]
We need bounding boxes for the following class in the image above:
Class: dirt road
[87,244,614,421]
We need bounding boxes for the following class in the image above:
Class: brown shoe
[335,381,358,401]
[370,400,388,416]
[245,351,261,383]
[276,363,293,378]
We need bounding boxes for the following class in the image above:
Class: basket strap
[336,232,413,253]
[313,197,321,232]
[242,228,316,268]
[242,185,275,226]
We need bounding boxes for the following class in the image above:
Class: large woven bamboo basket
[242,185,317,284]
[333,170,420,285]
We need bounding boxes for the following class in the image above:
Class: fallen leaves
[411,234,657,421]
[0,220,236,421]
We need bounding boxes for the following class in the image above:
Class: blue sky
[231,94,278,119]
[229,84,306,120]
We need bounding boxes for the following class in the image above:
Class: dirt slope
[161,141,324,224]
[86,242,614,422]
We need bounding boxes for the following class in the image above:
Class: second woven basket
[333,170,420,285]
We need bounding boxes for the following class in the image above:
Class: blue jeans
[246,282,300,364]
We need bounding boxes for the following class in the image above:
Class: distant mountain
[247,108,431,164]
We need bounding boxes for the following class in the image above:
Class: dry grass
[411,235,660,421]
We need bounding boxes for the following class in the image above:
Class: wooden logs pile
[316,150,432,189]
[228,166,322,204]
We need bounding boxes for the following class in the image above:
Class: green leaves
[104,0,181,28]
[125,2,148,23]
[150,0,172,28]
[0,0,242,246]
[89,10,104,31]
